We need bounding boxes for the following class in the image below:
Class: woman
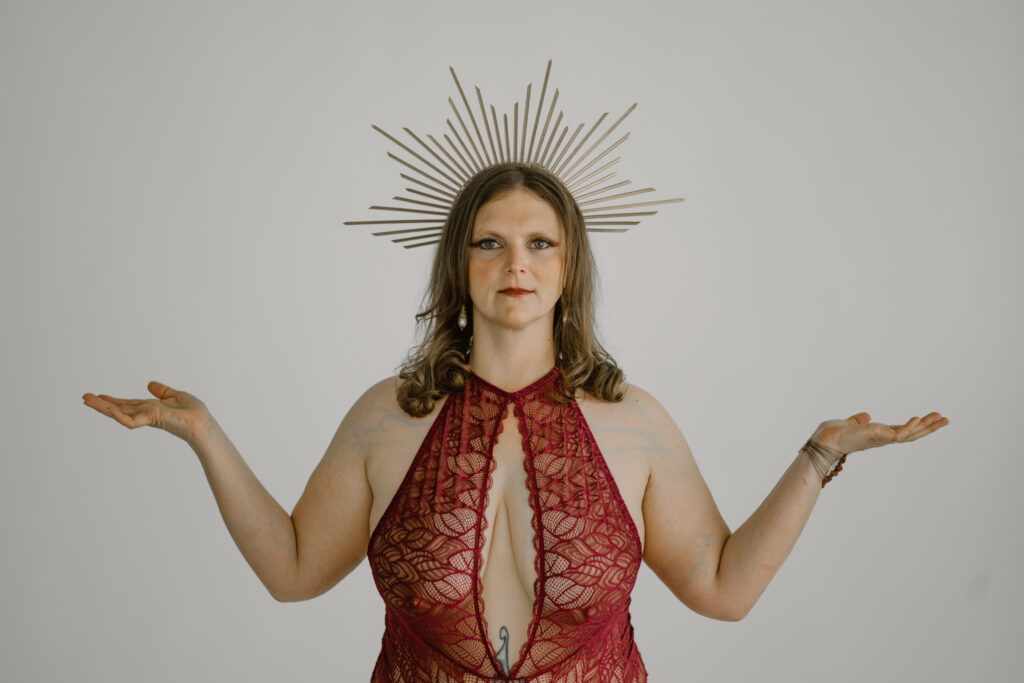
[83,163,948,681]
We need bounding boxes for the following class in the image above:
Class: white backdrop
[2,1,1021,681]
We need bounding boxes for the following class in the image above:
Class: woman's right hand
[83,381,212,445]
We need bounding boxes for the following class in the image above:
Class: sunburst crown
[344,60,683,248]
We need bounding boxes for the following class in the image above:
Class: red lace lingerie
[368,366,645,682]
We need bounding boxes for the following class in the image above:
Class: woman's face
[467,187,566,334]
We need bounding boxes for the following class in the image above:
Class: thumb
[148,381,176,399]
[846,412,871,425]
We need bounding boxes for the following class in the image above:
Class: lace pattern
[368,367,645,682]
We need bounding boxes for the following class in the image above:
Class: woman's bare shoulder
[338,376,446,460]
[580,381,690,459]
[349,376,401,416]
[578,381,672,430]
[579,381,694,482]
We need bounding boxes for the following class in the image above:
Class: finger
[892,413,946,442]
[886,423,901,441]
[83,394,113,415]
[105,403,131,427]
[99,401,135,428]
[148,381,185,407]
[84,393,121,413]
[107,403,155,429]
[902,415,949,442]
[847,412,871,425]
[892,416,921,442]
[84,396,136,427]
[95,394,153,408]
[97,395,148,407]
[867,421,898,445]
[148,381,177,399]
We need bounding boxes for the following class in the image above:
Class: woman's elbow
[687,594,754,622]
[709,604,751,622]
[268,580,331,602]
[270,588,304,603]
[268,571,344,602]
[264,575,318,602]
[267,582,301,602]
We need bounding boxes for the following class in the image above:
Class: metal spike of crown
[344,60,684,249]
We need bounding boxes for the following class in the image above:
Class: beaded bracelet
[800,439,848,488]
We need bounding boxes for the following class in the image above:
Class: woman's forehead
[473,188,563,234]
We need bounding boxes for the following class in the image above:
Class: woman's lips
[499,288,532,296]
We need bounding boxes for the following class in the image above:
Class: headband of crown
[344,60,683,249]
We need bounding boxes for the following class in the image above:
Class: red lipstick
[499,288,532,296]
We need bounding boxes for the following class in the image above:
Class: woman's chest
[366,388,649,679]
[366,394,650,559]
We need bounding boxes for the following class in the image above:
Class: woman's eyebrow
[470,228,501,239]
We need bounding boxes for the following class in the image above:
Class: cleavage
[478,403,539,673]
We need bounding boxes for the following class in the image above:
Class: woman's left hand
[811,411,950,455]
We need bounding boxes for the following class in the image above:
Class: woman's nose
[504,244,527,273]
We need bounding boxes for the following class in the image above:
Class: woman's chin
[478,312,553,332]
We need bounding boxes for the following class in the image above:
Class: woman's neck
[468,321,557,393]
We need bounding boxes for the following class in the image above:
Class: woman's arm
[683,448,821,620]
[188,404,374,602]
[636,388,948,621]
[84,378,393,602]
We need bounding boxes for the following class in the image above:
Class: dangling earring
[457,304,468,330]
[557,301,566,362]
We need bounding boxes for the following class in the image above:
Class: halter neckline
[467,365,561,397]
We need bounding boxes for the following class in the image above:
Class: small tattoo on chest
[496,625,510,675]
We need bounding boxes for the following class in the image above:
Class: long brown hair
[396,163,624,417]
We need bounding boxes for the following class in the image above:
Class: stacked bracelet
[800,439,848,488]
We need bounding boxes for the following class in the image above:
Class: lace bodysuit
[367,367,645,682]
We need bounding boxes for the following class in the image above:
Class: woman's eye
[472,238,500,249]
[531,238,552,249]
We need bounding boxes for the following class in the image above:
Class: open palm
[82,381,211,445]
[811,411,949,455]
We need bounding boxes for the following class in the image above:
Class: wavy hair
[396,163,624,417]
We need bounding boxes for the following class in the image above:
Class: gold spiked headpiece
[344,61,683,248]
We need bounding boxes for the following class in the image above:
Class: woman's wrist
[184,411,221,452]
[800,438,847,488]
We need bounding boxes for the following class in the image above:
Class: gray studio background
[2,1,1021,681]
